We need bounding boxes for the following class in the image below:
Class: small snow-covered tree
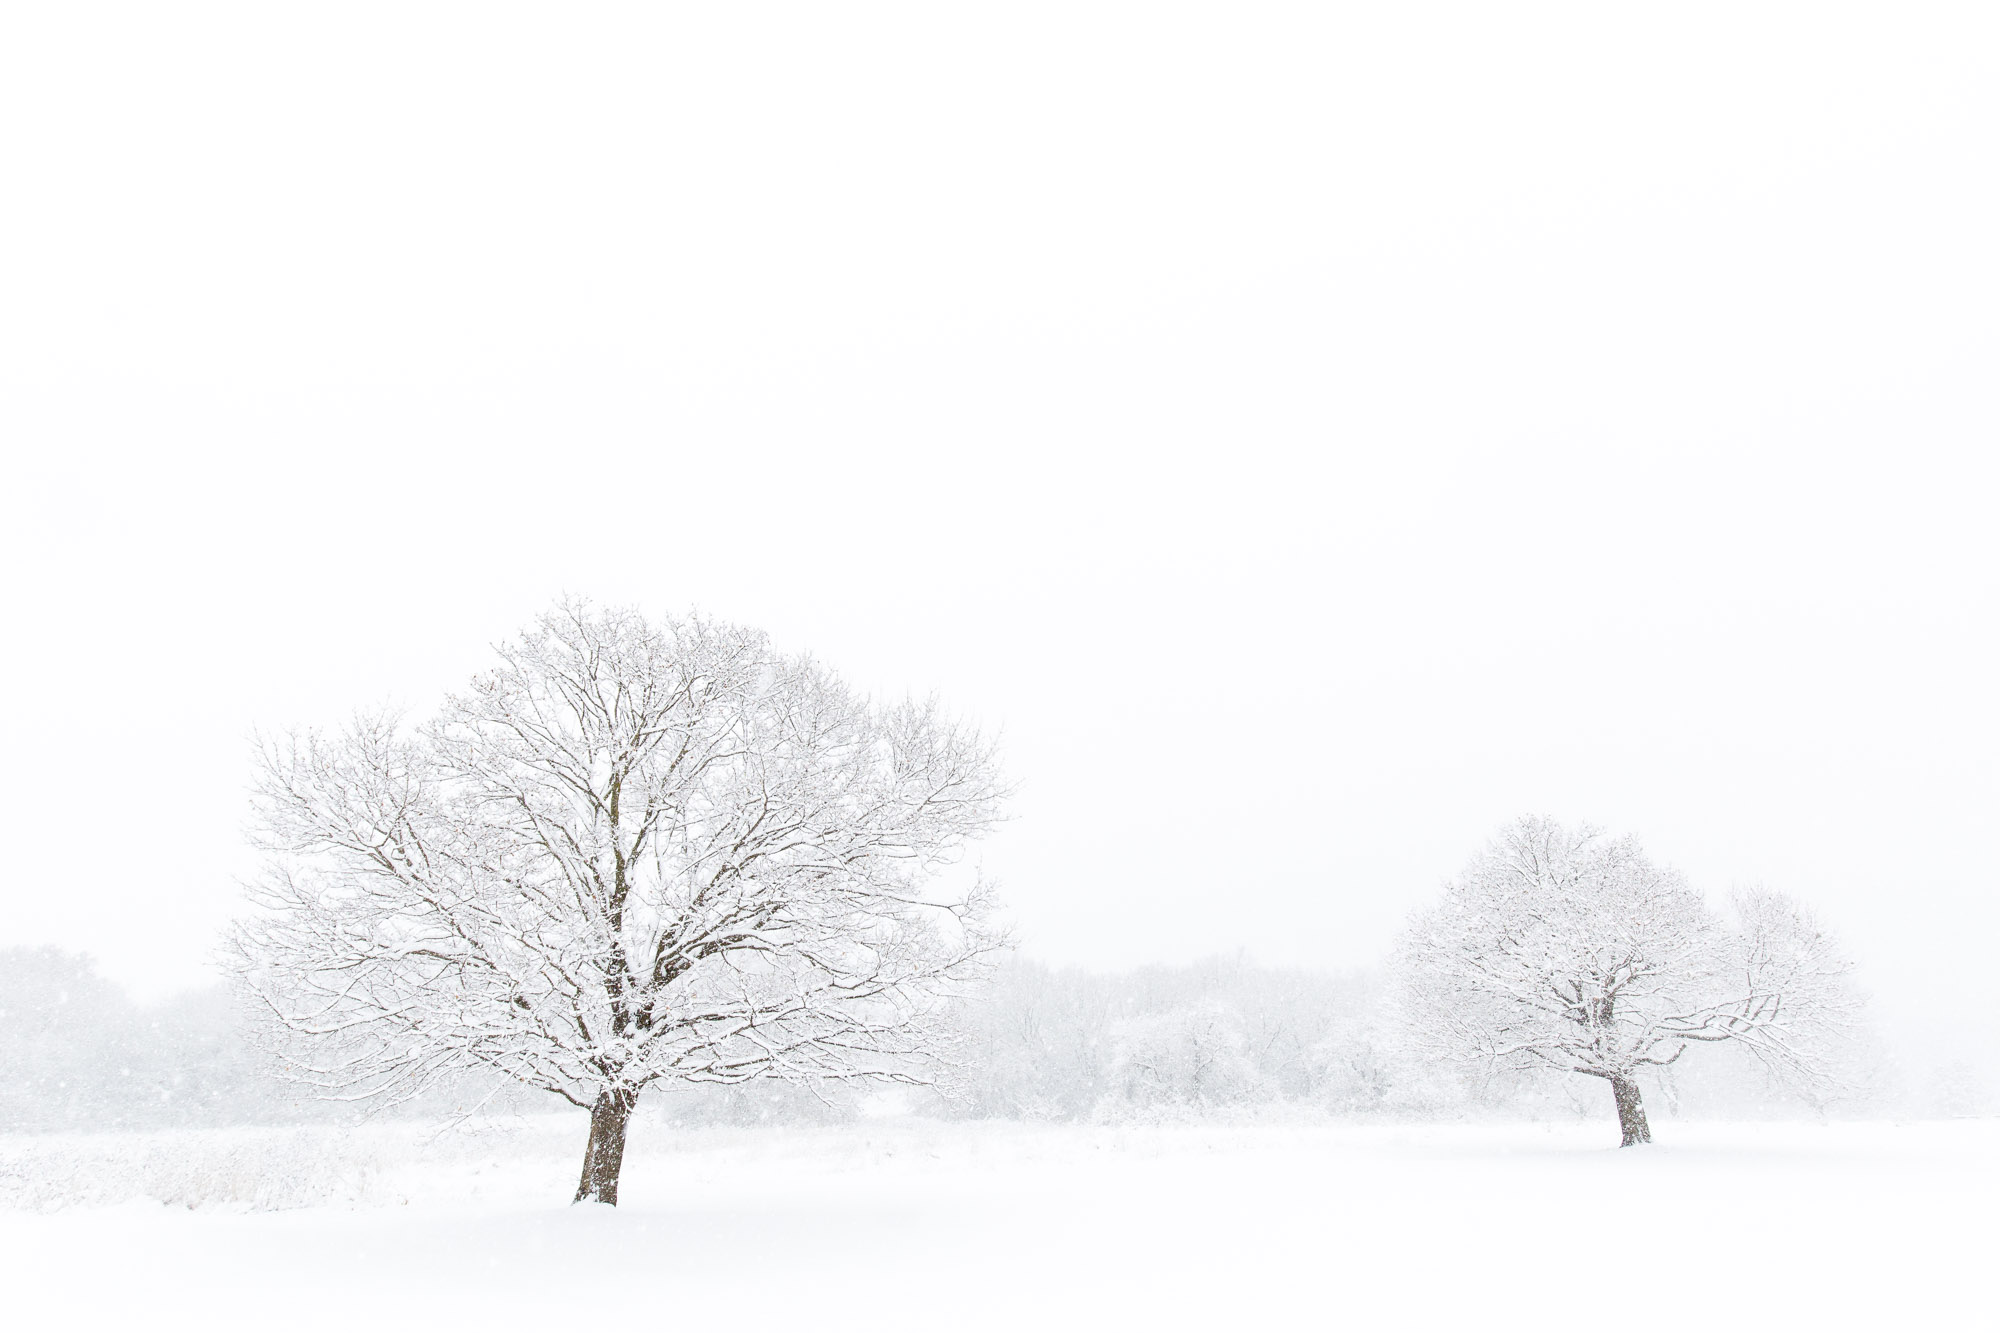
[228,600,1007,1203]
[1397,817,1855,1145]
[1105,1000,1263,1112]
[949,960,1118,1120]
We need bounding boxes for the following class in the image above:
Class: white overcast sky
[2,4,1995,1062]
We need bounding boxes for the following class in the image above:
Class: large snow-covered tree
[1397,816,1854,1145]
[228,600,1007,1203]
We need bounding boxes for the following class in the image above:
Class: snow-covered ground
[4,1117,1991,1329]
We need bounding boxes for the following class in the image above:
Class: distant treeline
[936,957,1965,1124]
[0,948,1983,1134]
[0,946,300,1133]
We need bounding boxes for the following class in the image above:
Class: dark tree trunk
[574,1088,636,1204]
[1610,1075,1651,1147]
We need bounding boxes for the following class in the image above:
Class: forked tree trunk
[1610,1075,1651,1147]
[574,1088,637,1204]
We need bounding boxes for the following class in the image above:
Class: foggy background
[3,2,1995,1084]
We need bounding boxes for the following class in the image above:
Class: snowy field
[4,1117,1991,1330]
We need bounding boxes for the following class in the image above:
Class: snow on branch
[1396,816,1858,1140]
[227,600,1011,1121]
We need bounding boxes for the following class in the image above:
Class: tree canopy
[1398,816,1855,1144]
[229,600,1008,1201]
